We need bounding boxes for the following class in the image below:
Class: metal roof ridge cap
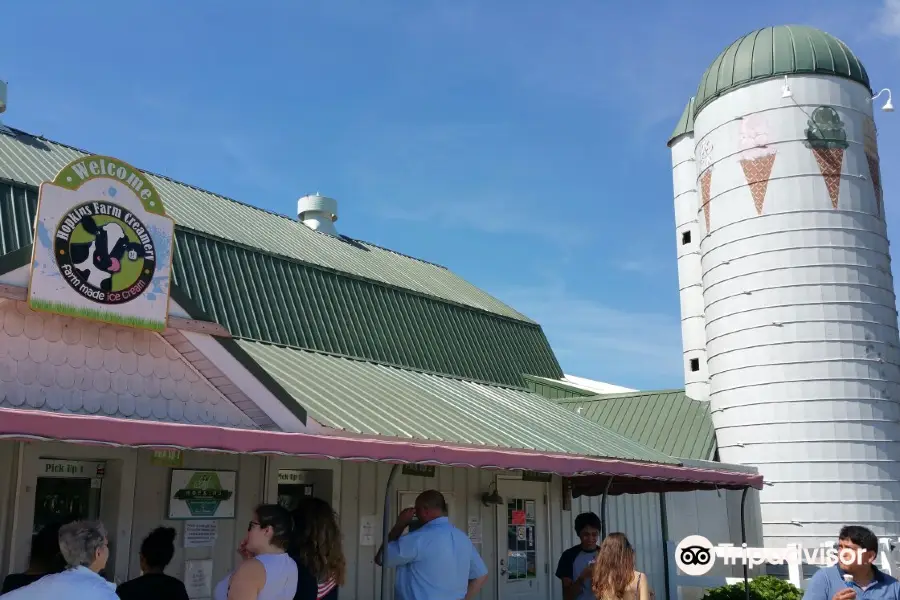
[679,457,760,475]
[583,388,687,399]
[234,337,537,392]
[172,227,539,326]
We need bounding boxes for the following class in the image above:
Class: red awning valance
[0,407,763,493]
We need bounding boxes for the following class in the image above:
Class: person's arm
[464,545,489,600]
[638,572,650,600]
[227,558,266,600]
[803,569,854,600]
[555,550,577,600]
[375,509,415,567]
[564,563,592,600]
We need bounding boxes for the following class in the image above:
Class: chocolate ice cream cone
[811,147,844,209]
[867,153,882,217]
[740,153,776,215]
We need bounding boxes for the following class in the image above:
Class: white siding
[127,450,266,588]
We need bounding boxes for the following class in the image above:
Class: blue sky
[2,0,900,390]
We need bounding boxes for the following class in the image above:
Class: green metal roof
[171,230,561,386]
[694,25,872,118]
[237,339,678,463]
[555,390,717,461]
[0,128,530,322]
[0,131,565,386]
[667,97,695,146]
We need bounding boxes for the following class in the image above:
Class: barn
[0,114,761,600]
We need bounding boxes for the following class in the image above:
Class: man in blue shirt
[376,489,488,600]
[803,525,900,600]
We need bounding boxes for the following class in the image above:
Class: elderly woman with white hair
[1,520,118,599]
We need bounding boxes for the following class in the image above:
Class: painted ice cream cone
[697,139,714,232]
[864,117,883,216]
[701,169,712,231]
[811,148,844,209]
[738,114,776,215]
[804,106,848,209]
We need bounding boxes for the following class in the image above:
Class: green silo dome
[693,25,871,118]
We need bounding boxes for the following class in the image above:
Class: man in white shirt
[2,520,118,599]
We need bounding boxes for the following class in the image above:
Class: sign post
[28,155,175,331]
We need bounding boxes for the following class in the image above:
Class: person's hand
[832,588,857,600]
[577,562,594,582]
[237,537,255,561]
[396,508,415,526]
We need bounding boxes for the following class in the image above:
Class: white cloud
[488,280,684,390]
[614,258,663,276]
[370,189,594,248]
[876,0,900,37]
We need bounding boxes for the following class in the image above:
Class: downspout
[381,465,401,600]
[659,492,671,600]
[741,488,750,600]
[600,477,613,538]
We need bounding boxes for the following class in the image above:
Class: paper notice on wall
[184,558,213,599]
[184,520,218,548]
[467,517,482,545]
[360,515,377,546]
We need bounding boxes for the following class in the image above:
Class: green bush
[700,575,803,600]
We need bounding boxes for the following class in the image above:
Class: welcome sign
[28,155,175,331]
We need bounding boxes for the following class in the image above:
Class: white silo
[681,24,900,549]
[669,97,711,401]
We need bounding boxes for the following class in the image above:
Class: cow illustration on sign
[60,208,153,297]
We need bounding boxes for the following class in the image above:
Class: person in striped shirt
[288,499,346,600]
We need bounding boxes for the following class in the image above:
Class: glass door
[496,480,547,600]
[33,476,102,535]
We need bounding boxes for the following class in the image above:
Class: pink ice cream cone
[700,169,712,232]
[738,114,776,215]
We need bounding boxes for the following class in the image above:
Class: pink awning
[0,407,763,493]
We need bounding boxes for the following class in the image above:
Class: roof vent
[297,193,338,236]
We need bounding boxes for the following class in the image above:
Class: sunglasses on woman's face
[247,521,260,532]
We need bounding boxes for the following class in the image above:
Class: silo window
[681,231,692,245]
[689,358,700,372]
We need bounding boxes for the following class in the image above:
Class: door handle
[500,568,507,576]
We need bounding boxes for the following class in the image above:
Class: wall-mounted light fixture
[873,88,894,112]
[781,76,793,99]
[481,482,503,506]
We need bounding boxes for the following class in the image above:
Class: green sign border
[52,155,167,216]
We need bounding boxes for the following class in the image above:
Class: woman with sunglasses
[213,504,298,600]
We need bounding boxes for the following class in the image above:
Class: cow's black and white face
[93,222,127,273]
[70,215,145,291]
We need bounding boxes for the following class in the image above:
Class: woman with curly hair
[591,533,650,600]
[288,498,345,600]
